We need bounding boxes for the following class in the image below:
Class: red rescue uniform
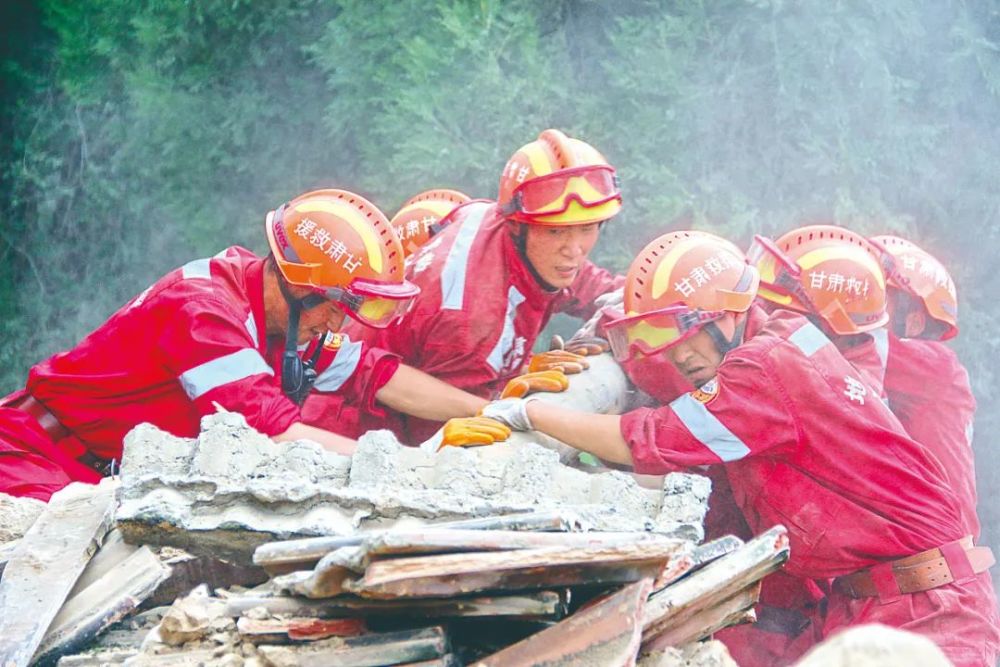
[0,247,393,501]
[619,305,999,666]
[304,200,622,444]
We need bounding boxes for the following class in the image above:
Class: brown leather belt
[6,394,113,475]
[834,536,995,601]
[8,394,71,441]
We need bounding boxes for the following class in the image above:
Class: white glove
[480,397,538,432]
[574,287,624,338]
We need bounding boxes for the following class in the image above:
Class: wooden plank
[691,535,744,567]
[642,581,760,651]
[256,626,449,667]
[363,529,666,559]
[0,539,18,577]
[642,525,789,641]
[236,616,366,643]
[400,655,461,667]
[0,480,117,667]
[345,539,688,600]
[147,553,268,607]
[66,530,136,599]
[34,546,170,666]
[474,579,652,667]
[253,510,587,574]
[223,590,567,620]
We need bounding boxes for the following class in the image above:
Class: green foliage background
[2,0,999,546]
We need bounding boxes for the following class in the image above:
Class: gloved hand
[480,397,538,432]
[527,349,588,374]
[439,417,511,449]
[500,370,569,399]
[550,334,610,357]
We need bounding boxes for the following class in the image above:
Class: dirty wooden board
[65,530,136,599]
[33,545,170,666]
[225,590,567,620]
[253,510,587,574]
[642,525,789,640]
[236,616,367,643]
[691,535,744,567]
[642,581,761,651]
[0,480,117,667]
[474,578,652,667]
[256,625,449,667]
[343,540,689,600]
[362,529,662,559]
[399,656,461,667]
[0,539,18,577]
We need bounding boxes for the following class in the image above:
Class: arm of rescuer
[375,363,489,421]
[487,354,797,474]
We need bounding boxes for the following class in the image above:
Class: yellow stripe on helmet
[651,238,706,300]
[521,143,554,177]
[295,200,384,273]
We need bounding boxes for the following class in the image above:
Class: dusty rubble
[115,413,710,563]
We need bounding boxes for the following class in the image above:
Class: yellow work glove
[550,334,610,357]
[438,416,512,449]
[527,349,588,374]
[500,369,570,399]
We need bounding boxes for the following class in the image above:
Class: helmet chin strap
[705,317,746,357]
[511,223,559,293]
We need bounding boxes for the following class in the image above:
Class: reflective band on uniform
[670,392,751,462]
[179,348,273,400]
[486,285,526,372]
[788,322,830,357]
[871,326,889,373]
[244,313,259,348]
[181,257,212,280]
[441,203,489,311]
[313,337,363,392]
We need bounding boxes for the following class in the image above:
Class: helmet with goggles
[749,224,887,336]
[498,129,622,226]
[265,189,419,329]
[605,231,759,362]
[390,188,470,258]
[869,234,957,340]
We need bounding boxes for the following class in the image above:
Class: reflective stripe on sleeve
[871,326,889,372]
[244,313,259,349]
[179,348,273,400]
[788,321,830,357]
[181,257,212,280]
[441,204,489,311]
[669,392,751,462]
[313,337,363,392]
[486,285,527,372]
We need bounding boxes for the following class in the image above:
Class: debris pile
[0,411,914,665]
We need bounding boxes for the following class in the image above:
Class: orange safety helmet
[265,189,419,328]
[605,231,759,361]
[869,235,958,340]
[749,225,888,336]
[498,129,622,226]
[390,189,471,258]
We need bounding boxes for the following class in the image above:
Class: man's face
[666,314,737,388]
[522,222,602,289]
[278,299,344,344]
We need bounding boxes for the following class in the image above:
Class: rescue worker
[474,231,999,666]
[749,225,889,395]
[870,235,995,595]
[389,189,470,259]
[0,189,489,501]
[305,129,624,445]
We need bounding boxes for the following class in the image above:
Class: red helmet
[870,235,958,340]
[265,189,419,328]
[390,189,471,258]
[498,129,622,226]
[749,225,888,336]
[605,231,759,361]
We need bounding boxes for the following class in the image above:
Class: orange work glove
[439,417,512,449]
[527,349,588,374]
[550,334,610,356]
[500,370,570,399]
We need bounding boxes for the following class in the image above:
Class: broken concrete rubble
[792,624,952,667]
[116,412,710,563]
[0,491,45,543]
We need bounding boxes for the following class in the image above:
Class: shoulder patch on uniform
[690,378,720,404]
[323,332,344,351]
